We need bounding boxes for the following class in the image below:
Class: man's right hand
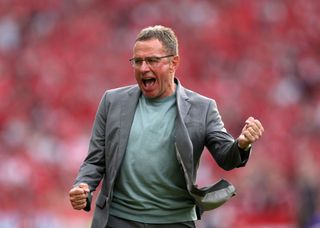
[69,183,90,210]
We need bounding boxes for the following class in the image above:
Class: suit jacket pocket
[96,193,108,209]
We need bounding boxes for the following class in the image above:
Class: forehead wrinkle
[133,40,166,58]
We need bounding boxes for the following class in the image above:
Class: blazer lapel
[119,86,141,157]
[175,79,194,186]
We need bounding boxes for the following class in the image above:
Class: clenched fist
[69,183,90,210]
[237,116,264,149]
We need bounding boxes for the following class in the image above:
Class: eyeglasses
[129,55,174,68]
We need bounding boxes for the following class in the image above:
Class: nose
[139,60,151,72]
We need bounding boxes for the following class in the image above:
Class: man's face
[132,39,179,99]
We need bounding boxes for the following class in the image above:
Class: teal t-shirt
[109,93,197,223]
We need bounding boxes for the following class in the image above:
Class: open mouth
[142,78,156,87]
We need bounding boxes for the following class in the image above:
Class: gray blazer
[74,78,250,228]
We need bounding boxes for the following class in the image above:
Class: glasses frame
[129,54,174,68]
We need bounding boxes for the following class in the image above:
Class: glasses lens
[130,58,142,67]
[145,57,160,67]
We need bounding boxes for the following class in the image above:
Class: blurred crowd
[0,0,320,227]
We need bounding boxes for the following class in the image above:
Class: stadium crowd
[0,0,320,227]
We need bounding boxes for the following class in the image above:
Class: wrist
[237,142,251,151]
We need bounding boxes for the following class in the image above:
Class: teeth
[143,78,155,87]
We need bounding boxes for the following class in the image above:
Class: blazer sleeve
[73,93,108,208]
[205,100,250,170]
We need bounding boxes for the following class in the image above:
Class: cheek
[157,67,170,81]
[159,70,172,83]
[134,70,140,80]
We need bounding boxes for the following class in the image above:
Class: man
[69,25,264,228]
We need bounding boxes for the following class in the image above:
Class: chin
[143,92,158,99]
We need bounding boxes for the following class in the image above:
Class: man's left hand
[237,116,264,149]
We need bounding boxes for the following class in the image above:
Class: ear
[169,55,180,72]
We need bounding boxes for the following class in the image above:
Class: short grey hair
[135,25,178,55]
